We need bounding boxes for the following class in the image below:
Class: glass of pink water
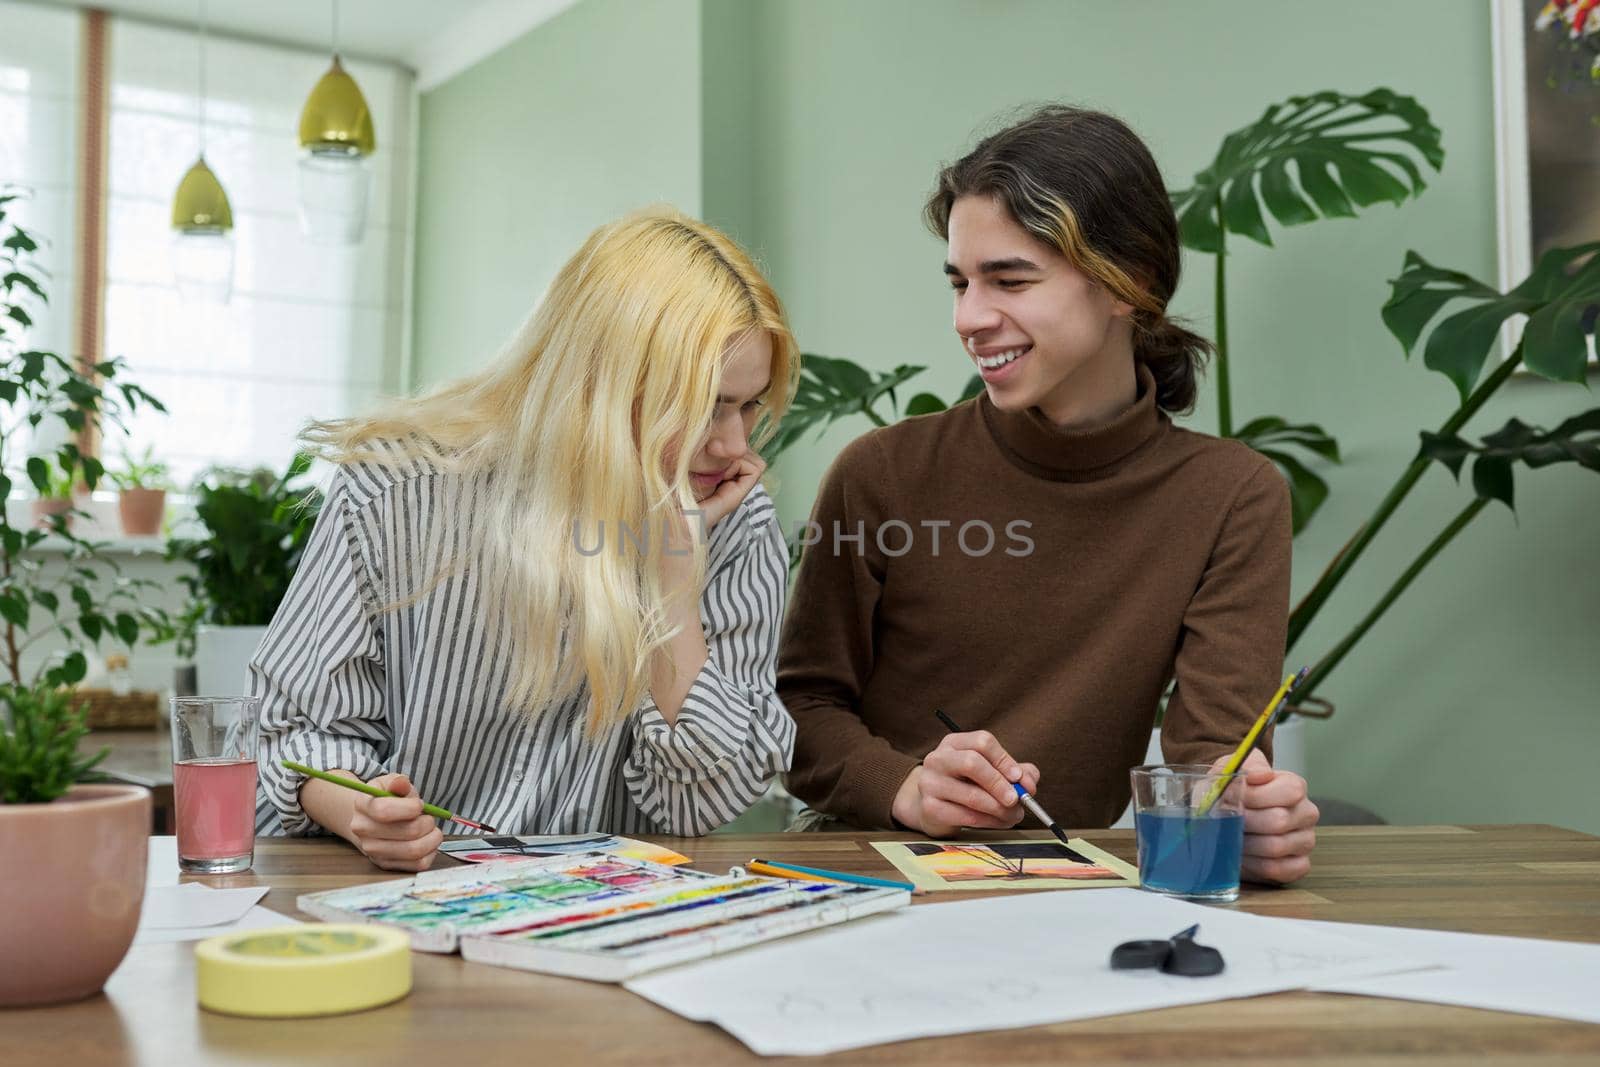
[171,696,260,874]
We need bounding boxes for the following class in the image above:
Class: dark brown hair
[924,105,1210,414]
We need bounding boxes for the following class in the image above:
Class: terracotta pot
[29,497,73,532]
[0,784,151,1007]
[117,488,167,537]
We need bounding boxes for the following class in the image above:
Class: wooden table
[8,825,1600,1065]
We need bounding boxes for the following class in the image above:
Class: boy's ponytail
[1135,315,1213,416]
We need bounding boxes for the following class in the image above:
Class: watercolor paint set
[296,852,909,981]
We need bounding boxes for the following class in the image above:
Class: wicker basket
[77,688,162,730]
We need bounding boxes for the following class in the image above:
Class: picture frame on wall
[1491,0,1600,361]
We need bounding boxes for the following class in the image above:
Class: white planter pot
[194,625,269,697]
[1110,717,1307,829]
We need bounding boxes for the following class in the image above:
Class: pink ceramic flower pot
[0,784,151,1006]
[116,488,167,537]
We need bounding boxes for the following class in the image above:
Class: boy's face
[944,195,1134,424]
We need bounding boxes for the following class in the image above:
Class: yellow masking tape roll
[195,924,411,1018]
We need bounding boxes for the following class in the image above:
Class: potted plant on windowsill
[28,463,79,531]
[0,683,150,1006]
[163,454,320,696]
[109,446,172,538]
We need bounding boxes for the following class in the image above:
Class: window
[0,0,80,467]
[3,4,415,489]
[105,20,413,485]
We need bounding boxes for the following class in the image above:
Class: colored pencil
[933,709,1071,847]
[749,858,915,892]
[282,760,498,832]
[1193,666,1310,816]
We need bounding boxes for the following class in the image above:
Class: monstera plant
[760,354,981,464]
[1170,89,1445,532]
[1285,241,1600,707]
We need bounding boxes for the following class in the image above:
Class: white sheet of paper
[146,837,179,888]
[1291,918,1600,1024]
[132,904,296,945]
[625,888,1433,1056]
[137,883,269,933]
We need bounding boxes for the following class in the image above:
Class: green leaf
[1171,89,1441,251]
[1237,416,1340,533]
[79,614,102,642]
[1381,243,1599,403]
[3,270,45,301]
[1381,252,1498,356]
[1472,455,1515,511]
[1419,431,1472,478]
[3,227,39,253]
[805,355,873,397]
[1258,157,1319,227]
[26,456,48,493]
[114,612,139,645]
[1236,416,1341,464]
[1422,300,1535,401]
[18,349,46,381]
[59,651,87,684]
[1257,449,1330,534]
[1222,174,1272,246]
[1422,412,1600,499]
[1174,194,1222,254]
[761,354,927,464]
[0,590,28,628]
[905,393,947,417]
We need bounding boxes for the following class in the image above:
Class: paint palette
[299,855,704,951]
[297,852,909,979]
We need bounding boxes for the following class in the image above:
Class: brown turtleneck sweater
[778,366,1291,830]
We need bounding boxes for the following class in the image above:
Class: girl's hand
[347,773,443,873]
[696,452,766,531]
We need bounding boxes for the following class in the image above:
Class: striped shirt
[251,450,795,838]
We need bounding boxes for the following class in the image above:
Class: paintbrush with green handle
[282,760,498,832]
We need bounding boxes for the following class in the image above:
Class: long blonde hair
[305,208,798,732]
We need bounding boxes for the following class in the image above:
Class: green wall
[416,0,1600,833]
[412,0,702,386]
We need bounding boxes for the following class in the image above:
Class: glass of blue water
[1130,764,1247,903]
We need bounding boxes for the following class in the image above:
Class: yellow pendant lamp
[171,158,232,231]
[297,1,376,245]
[171,0,234,303]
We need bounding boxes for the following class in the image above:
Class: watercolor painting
[440,833,691,867]
[871,837,1139,893]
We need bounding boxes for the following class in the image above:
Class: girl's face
[945,195,1135,426]
[685,331,772,501]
